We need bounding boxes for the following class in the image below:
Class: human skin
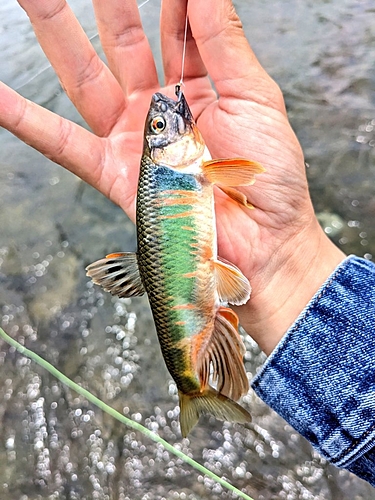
[0,0,345,354]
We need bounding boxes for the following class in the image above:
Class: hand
[0,0,344,354]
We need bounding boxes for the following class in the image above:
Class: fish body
[87,89,264,436]
[137,156,216,394]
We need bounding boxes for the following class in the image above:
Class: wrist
[237,220,346,355]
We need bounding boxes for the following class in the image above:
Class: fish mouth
[151,90,194,123]
[175,88,194,122]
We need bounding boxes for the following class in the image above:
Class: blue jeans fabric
[251,255,375,486]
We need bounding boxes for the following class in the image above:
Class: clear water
[0,0,375,498]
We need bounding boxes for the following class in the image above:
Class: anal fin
[86,252,145,298]
[197,306,249,402]
[213,257,251,306]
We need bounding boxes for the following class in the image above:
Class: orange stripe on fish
[183,272,198,278]
[160,189,200,197]
[172,304,197,311]
[160,210,194,219]
[156,190,201,207]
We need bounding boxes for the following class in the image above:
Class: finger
[160,0,207,87]
[18,0,126,137]
[188,0,286,112]
[92,0,159,95]
[0,82,104,192]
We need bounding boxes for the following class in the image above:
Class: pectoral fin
[213,257,251,305]
[202,158,265,186]
[218,185,255,208]
[86,252,145,298]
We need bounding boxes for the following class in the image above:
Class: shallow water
[1,0,375,498]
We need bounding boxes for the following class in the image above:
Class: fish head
[144,91,206,172]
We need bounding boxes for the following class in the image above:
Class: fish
[86,87,265,437]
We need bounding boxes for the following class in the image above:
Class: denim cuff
[251,255,375,469]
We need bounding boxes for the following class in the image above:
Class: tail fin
[179,387,251,438]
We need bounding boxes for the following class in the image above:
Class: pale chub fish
[86,88,265,437]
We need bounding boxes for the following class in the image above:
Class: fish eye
[150,116,166,134]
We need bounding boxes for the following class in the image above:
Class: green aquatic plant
[0,327,254,500]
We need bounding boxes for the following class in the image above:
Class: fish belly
[137,156,216,394]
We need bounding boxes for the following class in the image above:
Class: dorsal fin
[197,306,249,401]
[86,252,145,298]
[202,158,265,186]
[213,257,251,305]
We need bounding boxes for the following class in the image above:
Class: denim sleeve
[251,255,375,485]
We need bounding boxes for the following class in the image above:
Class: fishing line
[179,8,189,88]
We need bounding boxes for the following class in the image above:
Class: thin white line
[179,10,189,86]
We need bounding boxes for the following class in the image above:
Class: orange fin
[86,252,145,298]
[178,387,251,437]
[217,185,255,209]
[213,257,251,306]
[197,306,249,402]
[202,158,265,186]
